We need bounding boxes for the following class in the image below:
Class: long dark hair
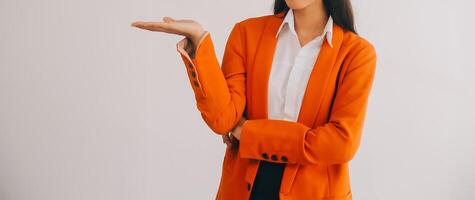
[274,0,356,34]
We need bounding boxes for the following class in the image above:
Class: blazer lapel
[297,23,344,127]
[249,12,284,120]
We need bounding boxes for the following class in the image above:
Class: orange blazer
[176,11,377,200]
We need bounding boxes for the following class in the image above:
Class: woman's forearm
[175,23,247,135]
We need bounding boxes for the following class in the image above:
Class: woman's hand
[231,116,247,140]
[131,17,206,51]
[222,133,236,148]
[222,116,247,148]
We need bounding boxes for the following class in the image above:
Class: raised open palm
[132,16,239,147]
[131,17,206,48]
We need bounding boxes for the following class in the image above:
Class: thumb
[162,16,176,23]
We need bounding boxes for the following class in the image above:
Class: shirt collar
[275,9,334,48]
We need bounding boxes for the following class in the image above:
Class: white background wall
[1,0,474,199]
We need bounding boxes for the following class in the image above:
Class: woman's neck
[292,1,329,46]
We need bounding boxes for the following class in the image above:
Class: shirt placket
[283,45,307,121]
[282,37,323,122]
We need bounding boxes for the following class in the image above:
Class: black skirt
[249,160,286,200]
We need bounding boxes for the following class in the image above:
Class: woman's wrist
[185,30,207,58]
[189,30,207,49]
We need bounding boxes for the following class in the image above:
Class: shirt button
[261,153,269,159]
[191,70,196,78]
[281,156,288,162]
[193,80,199,87]
[271,154,278,161]
[247,183,251,191]
[188,63,193,68]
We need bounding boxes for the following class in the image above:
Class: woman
[131,0,376,199]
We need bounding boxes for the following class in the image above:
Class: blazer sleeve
[238,42,377,165]
[176,22,247,135]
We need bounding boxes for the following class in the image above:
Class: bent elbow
[209,123,233,135]
[327,140,360,164]
[200,112,237,135]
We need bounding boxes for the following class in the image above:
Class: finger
[131,21,172,31]
[131,21,154,27]
[132,24,186,36]
[222,135,230,144]
[179,19,195,23]
[226,136,233,147]
[131,22,166,29]
[222,135,232,147]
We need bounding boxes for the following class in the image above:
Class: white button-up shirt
[267,9,333,121]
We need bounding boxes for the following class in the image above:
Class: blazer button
[281,156,288,162]
[271,154,278,161]
[191,70,196,78]
[261,153,269,159]
[193,80,199,87]
[247,183,251,191]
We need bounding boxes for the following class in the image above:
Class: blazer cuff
[176,31,210,62]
